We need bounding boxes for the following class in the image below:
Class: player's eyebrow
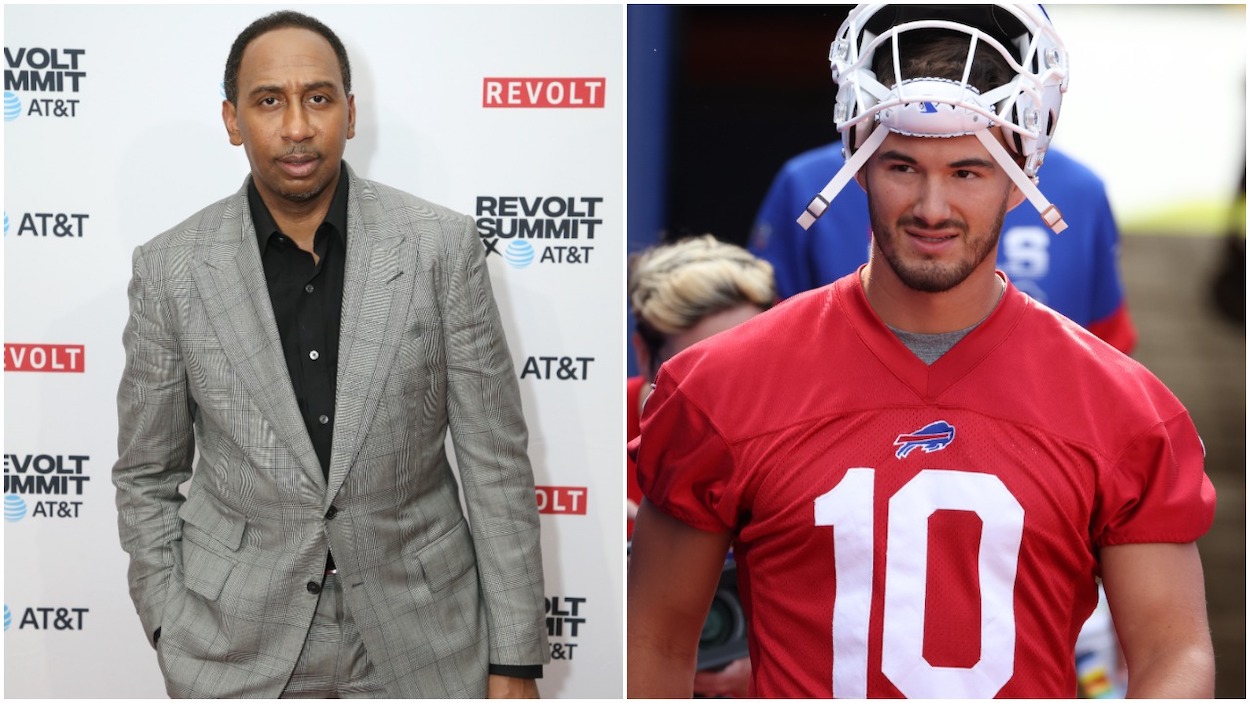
[878,149,995,170]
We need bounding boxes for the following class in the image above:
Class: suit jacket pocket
[413,519,476,594]
[177,496,246,601]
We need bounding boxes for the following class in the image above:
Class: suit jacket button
[325,506,338,520]
[307,581,322,595]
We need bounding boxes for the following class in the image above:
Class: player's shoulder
[1018,295,1183,414]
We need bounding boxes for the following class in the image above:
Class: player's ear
[1006,183,1026,212]
[854,168,868,193]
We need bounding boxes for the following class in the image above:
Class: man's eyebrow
[877,149,916,164]
[246,80,340,98]
[878,149,996,170]
[949,157,996,169]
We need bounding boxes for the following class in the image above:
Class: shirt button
[305,284,314,293]
[309,350,320,360]
[326,506,338,520]
[319,415,330,425]
[307,581,322,595]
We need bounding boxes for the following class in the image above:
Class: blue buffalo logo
[894,420,956,459]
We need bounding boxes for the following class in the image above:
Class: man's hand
[486,674,539,699]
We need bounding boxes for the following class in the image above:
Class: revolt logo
[4,344,84,372]
[476,196,605,267]
[482,78,605,108]
[535,486,587,515]
[545,595,587,662]
[4,47,86,120]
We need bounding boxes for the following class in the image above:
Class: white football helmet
[797,3,1071,234]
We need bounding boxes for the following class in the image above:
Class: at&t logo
[4,453,91,520]
[4,604,89,631]
[6,212,88,238]
[504,240,535,269]
[4,91,20,122]
[476,195,604,267]
[4,494,26,522]
[4,47,86,119]
[520,356,594,381]
[545,596,588,662]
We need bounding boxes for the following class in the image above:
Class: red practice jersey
[633,271,1215,698]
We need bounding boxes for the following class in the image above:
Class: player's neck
[860,258,1006,335]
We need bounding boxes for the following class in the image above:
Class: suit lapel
[189,181,326,488]
[326,166,410,505]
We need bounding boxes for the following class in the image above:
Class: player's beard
[868,191,1010,294]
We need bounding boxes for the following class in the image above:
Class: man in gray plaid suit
[113,11,548,698]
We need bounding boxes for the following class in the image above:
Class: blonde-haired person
[626,234,775,698]
[627,234,776,532]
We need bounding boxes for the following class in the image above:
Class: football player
[628,4,1215,698]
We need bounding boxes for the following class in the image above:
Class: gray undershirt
[889,322,979,365]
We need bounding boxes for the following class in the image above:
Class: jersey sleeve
[630,367,740,533]
[1092,409,1215,547]
[1082,171,1138,354]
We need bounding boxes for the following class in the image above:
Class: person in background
[627,234,778,541]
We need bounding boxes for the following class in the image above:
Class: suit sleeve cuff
[488,663,543,679]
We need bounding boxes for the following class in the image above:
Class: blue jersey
[750,143,1136,353]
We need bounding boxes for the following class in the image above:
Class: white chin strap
[972,130,1067,233]
[797,126,889,231]
[796,128,1068,235]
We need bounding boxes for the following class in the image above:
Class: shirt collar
[248,162,350,251]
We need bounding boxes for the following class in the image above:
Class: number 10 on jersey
[815,468,1025,698]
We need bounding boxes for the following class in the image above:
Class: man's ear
[1006,182,1027,212]
[346,93,356,140]
[222,100,243,146]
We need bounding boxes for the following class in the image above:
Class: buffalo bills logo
[894,421,956,459]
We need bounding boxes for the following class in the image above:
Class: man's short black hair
[223,10,352,105]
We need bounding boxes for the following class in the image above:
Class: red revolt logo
[535,486,587,515]
[482,78,605,108]
[4,47,86,120]
[4,344,85,373]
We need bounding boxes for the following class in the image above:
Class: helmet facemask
[798,3,1070,234]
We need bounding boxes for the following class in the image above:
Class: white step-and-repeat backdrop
[4,4,624,698]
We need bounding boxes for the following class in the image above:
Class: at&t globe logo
[504,240,535,269]
[4,92,21,122]
[4,604,11,631]
[5,494,27,522]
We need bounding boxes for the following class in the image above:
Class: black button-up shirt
[249,171,348,480]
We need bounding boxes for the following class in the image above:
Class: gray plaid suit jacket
[113,164,548,698]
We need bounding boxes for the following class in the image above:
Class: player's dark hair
[872,29,1012,93]
[224,11,352,105]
